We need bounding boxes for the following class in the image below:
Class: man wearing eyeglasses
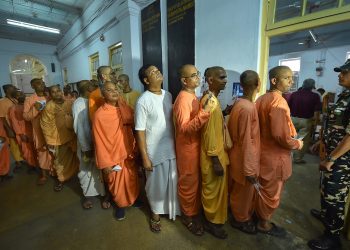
[308,59,350,250]
[200,66,229,239]
[173,64,215,236]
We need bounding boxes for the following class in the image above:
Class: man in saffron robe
[0,119,11,181]
[88,66,114,120]
[118,74,141,109]
[63,84,76,101]
[255,66,303,236]
[173,64,213,236]
[135,65,181,233]
[8,91,37,169]
[40,85,79,191]
[228,70,261,234]
[0,84,24,170]
[23,78,53,184]
[200,66,229,239]
[72,80,105,209]
[93,81,140,220]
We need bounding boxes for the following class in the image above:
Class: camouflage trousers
[320,130,350,236]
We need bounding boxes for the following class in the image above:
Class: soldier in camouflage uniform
[308,59,350,250]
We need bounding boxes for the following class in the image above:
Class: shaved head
[178,64,195,78]
[77,80,91,95]
[205,66,225,78]
[118,74,129,81]
[269,66,291,81]
[240,70,259,89]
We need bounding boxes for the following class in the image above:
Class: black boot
[310,209,328,226]
[308,234,341,250]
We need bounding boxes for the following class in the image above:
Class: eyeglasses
[183,71,201,79]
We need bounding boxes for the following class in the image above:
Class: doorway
[9,55,48,94]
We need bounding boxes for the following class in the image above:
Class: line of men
[0,63,302,239]
[1,61,348,249]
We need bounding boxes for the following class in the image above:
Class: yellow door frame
[259,0,350,94]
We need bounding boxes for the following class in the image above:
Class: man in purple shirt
[288,78,322,164]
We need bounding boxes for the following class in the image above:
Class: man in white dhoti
[135,65,181,233]
[72,80,106,209]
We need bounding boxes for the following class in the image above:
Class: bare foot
[82,198,93,209]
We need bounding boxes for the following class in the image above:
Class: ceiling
[0,0,154,45]
[270,20,350,56]
[0,0,93,45]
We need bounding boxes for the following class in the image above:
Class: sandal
[230,219,257,234]
[257,222,286,237]
[150,218,161,233]
[82,198,93,209]
[203,221,227,239]
[182,217,204,236]
[101,197,111,209]
[54,182,64,192]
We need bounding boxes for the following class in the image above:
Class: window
[89,52,99,80]
[279,57,301,91]
[109,42,123,77]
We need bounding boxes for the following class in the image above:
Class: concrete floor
[0,154,349,250]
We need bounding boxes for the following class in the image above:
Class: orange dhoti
[173,90,210,216]
[177,159,201,216]
[93,102,139,208]
[0,120,10,176]
[8,105,37,167]
[230,181,256,222]
[104,159,139,207]
[0,142,10,176]
[23,93,53,171]
[256,178,284,221]
[255,92,300,221]
[227,98,260,222]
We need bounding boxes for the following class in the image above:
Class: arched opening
[9,55,48,94]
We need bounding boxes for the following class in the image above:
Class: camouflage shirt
[324,89,350,145]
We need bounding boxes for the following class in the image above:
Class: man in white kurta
[72,80,105,208]
[135,65,180,232]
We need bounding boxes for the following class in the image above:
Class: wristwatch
[326,155,336,162]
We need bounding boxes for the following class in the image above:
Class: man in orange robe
[255,66,303,236]
[23,78,53,185]
[228,70,261,234]
[0,119,11,180]
[8,91,37,169]
[173,64,212,235]
[40,85,79,191]
[0,84,24,169]
[89,66,115,120]
[93,82,140,220]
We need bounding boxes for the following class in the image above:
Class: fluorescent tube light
[7,19,60,34]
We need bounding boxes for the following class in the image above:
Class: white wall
[57,0,143,92]
[195,0,261,108]
[0,38,63,95]
[269,45,350,94]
